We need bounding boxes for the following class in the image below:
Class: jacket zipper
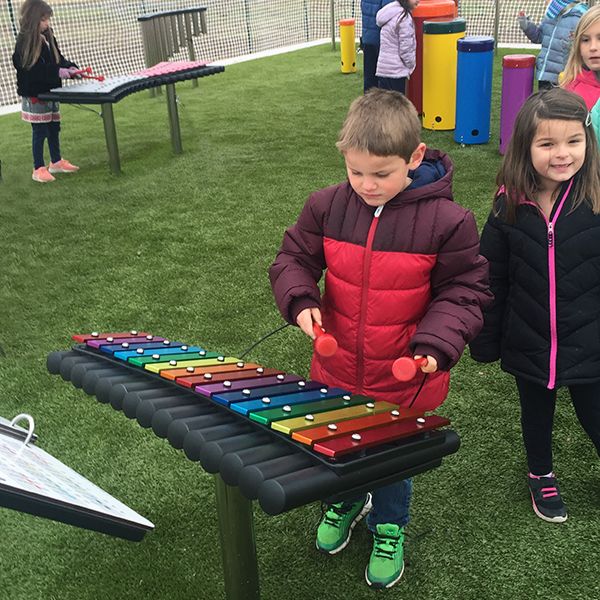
[539,26,556,81]
[536,180,573,389]
[356,204,383,391]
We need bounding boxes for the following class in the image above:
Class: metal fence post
[331,0,336,50]
[304,0,309,41]
[7,0,18,38]
[244,0,253,53]
[494,0,500,54]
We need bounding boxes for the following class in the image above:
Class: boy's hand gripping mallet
[392,356,428,382]
[312,322,338,357]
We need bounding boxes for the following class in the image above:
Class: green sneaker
[365,523,405,589]
[316,493,372,554]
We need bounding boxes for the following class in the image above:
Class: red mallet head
[312,322,338,357]
[392,356,428,382]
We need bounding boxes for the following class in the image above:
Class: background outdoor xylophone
[138,7,208,82]
[39,61,224,174]
[47,330,459,600]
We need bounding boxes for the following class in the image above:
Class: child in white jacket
[376,0,418,93]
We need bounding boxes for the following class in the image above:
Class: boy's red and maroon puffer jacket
[270,150,491,411]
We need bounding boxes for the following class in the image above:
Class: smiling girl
[471,88,600,524]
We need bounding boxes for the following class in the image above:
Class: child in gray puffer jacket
[375,0,418,94]
[518,1,588,88]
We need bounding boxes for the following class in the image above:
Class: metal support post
[165,83,183,154]
[214,475,260,600]
[101,103,121,174]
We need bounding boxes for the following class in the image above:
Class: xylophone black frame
[71,343,451,475]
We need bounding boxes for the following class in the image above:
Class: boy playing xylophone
[269,88,492,589]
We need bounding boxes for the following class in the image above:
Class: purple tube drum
[499,54,535,155]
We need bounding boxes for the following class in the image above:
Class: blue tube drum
[454,36,494,145]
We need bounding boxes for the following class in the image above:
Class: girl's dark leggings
[32,121,61,169]
[516,376,600,475]
[377,76,407,95]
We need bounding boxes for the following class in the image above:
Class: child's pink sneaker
[32,166,56,183]
[49,159,80,173]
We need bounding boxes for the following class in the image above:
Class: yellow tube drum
[422,18,466,130]
[340,19,356,74]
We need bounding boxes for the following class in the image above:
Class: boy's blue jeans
[339,478,413,531]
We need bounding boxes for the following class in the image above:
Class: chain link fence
[0,1,595,109]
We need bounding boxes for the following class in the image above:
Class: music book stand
[0,414,153,541]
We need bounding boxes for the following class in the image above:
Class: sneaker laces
[321,502,354,529]
[372,532,401,560]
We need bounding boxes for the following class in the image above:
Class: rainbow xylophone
[48,330,459,514]
[48,330,460,600]
[39,61,224,174]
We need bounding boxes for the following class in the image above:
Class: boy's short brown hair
[336,88,422,161]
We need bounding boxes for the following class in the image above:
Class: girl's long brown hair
[496,87,600,223]
[18,0,59,70]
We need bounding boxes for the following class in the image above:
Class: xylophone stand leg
[101,103,121,174]
[214,474,261,600]
[165,83,183,154]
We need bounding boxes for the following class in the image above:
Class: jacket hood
[386,148,454,207]
[376,2,405,27]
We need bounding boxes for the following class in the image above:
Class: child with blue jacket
[361,0,395,92]
[518,1,588,88]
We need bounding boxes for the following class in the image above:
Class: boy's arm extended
[269,194,326,325]
[410,210,493,370]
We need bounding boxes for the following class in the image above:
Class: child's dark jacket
[13,32,76,98]
[470,177,600,389]
[270,149,491,411]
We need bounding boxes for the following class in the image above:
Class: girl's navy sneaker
[528,473,568,523]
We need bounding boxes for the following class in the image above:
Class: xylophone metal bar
[170,15,179,51]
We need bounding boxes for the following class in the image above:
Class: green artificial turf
[0,45,599,600]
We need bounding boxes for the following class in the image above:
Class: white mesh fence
[0,1,596,109]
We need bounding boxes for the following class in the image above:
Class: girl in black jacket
[12,0,79,182]
[471,88,600,524]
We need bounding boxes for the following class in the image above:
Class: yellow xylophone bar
[270,401,398,434]
[145,357,239,375]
